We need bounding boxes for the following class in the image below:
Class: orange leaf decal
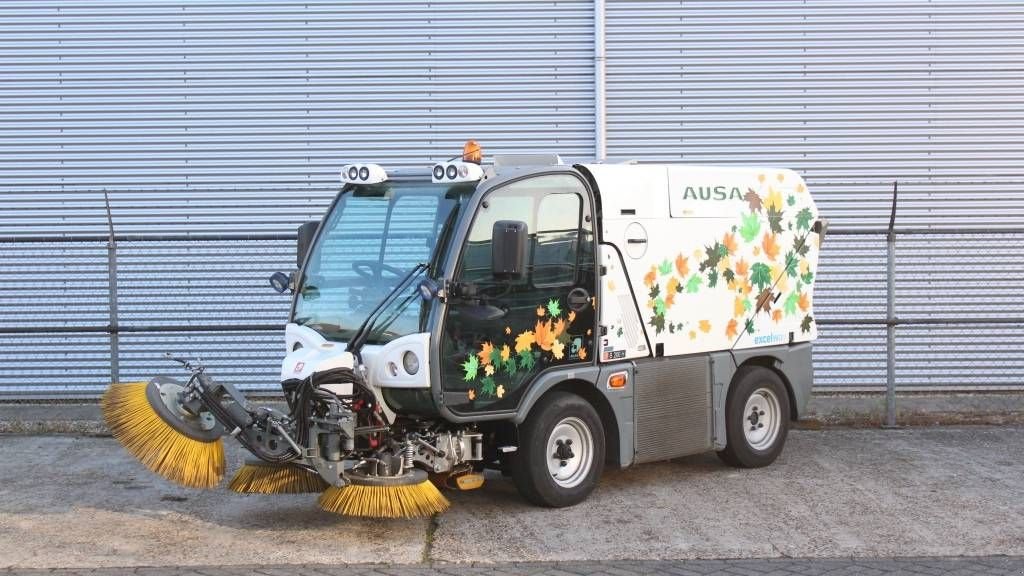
[504,326,512,335]
[723,232,738,254]
[643,266,657,287]
[798,292,810,312]
[567,310,576,323]
[467,388,476,400]
[699,320,711,333]
[665,292,675,308]
[477,342,494,366]
[734,296,746,318]
[735,258,749,277]
[761,233,780,261]
[534,319,556,351]
[675,254,689,277]
[578,346,587,360]
[536,306,545,317]
[514,331,535,353]
[772,309,783,323]
[666,277,680,295]
[552,318,567,339]
[726,319,738,339]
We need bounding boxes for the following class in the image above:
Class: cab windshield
[292,179,474,344]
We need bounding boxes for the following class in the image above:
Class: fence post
[884,182,898,428]
[103,191,119,383]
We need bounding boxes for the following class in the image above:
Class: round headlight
[445,164,458,179]
[433,165,445,180]
[358,166,370,180]
[402,351,420,375]
[347,166,359,180]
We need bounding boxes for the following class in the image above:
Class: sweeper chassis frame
[158,354,481,490]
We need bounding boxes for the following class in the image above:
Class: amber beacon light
[462,140,482,164]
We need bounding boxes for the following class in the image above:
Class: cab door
[440,173,597,414]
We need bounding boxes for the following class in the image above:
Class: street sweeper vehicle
[103,141,825,518]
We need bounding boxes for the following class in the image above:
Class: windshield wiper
[346,262,428,355]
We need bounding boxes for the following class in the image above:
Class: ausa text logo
[682,185,745,201]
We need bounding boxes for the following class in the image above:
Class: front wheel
[717,366,791,468]
[512,391,605,507]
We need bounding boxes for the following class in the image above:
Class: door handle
[567,287,590,311]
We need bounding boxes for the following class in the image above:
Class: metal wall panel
[605,0,1024,391]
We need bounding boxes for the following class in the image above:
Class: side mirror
[491,220,528,279]
[269,271,293,294]
[296,221,319,268]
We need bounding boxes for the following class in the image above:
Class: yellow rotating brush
[229,460,328,494]
[318,468,449,518]
[101,379,225,489]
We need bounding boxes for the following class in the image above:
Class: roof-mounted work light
[340,163,388,184]
[432,160,483,184]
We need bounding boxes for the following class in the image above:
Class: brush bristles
[229,464,328,494]
[101,382,225,489]
[318,481,450,518]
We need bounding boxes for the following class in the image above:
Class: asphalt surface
[1,427,1022,568]
[2,557,1023,575]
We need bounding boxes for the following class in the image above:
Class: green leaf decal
[796,207,813,231]
[801,270,814,285]
[480,376,496,396]
[686,274,703,293]
[707,269,719,288]
[801,315,814,333]
[739,211,762,243]
[648,283,660,299]
[650,314,666,334]
[784,292,799,316]
[546,298,562,318]
[787,195,796,207]
[743,298,753,312]
[750,262,773,292]
[654,297,666,316]
[517,349,536,371]
[658,259,673,276]
[784,251,799,277]
[490,346,503,367]
[461,354,479,381]
[794,235,810,257]
[503,357,517,377]
[745,318,755,334]
[766,205,784,234]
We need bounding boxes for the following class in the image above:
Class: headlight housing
[402,351,420,375]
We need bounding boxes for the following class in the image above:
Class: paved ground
[2,557,1024,576]
[1,427,1023,568]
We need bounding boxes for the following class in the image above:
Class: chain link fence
[2,188,1023,420]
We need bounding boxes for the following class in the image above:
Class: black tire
[717,365,791,468]
[511,391,605,507]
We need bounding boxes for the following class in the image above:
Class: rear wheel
[512,391,605,507]
[717,366,790,468]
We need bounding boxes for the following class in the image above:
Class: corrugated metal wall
[2,1,1022,397]
[605,0,1024,391]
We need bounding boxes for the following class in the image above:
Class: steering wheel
[352,261,405,280]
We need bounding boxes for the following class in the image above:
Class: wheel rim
[743,387,782,451]
[546,416,594,489]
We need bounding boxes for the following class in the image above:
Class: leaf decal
[534,319,556,351]
[745,318,755,334]
[546,299,562,318]
[784,292,799,317]
[578,346,588,361]
[707,269,719,288]
[801,314,814,333]
[658,259,673,276]
[514,330,535,353]
[798,292,811,312]
[726,319,739,339]
[643,266,657,287]
[784,251,799,277]
[772,309,784,323]
[761,233,780,261]
[764,188,784,212]
[665,292,676,308]
[787,195,796,207]
[766,205,784,234]
[500,344,511,363]
[699,319,711,333]
[745,189,763,213]
[477,342,494,366]
[653,297,666,316]
[796,207,814,231]
[723,232,738,254]
[675,254,690,277]
[739,211,761,243]
[735,258,749,277]
[467,388,476,400]
[496,384,506,399]
[462,354,479,382]
[665,277,680,295]
[552,318,567,339]
[801,270,815,285]
[750,262,773,292]
[734,296,746,318]
[756,288,774,314]
[517,349,536,371]
[484,364,495,377]
[686,274,703,293]
[551,339,565,360]
[503,357,517,377]
[536,306,545,317]
[568,310,576,323]
[480,376,496,396]
[650,314,666,334]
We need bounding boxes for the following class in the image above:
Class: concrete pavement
[0,427,1022,568]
